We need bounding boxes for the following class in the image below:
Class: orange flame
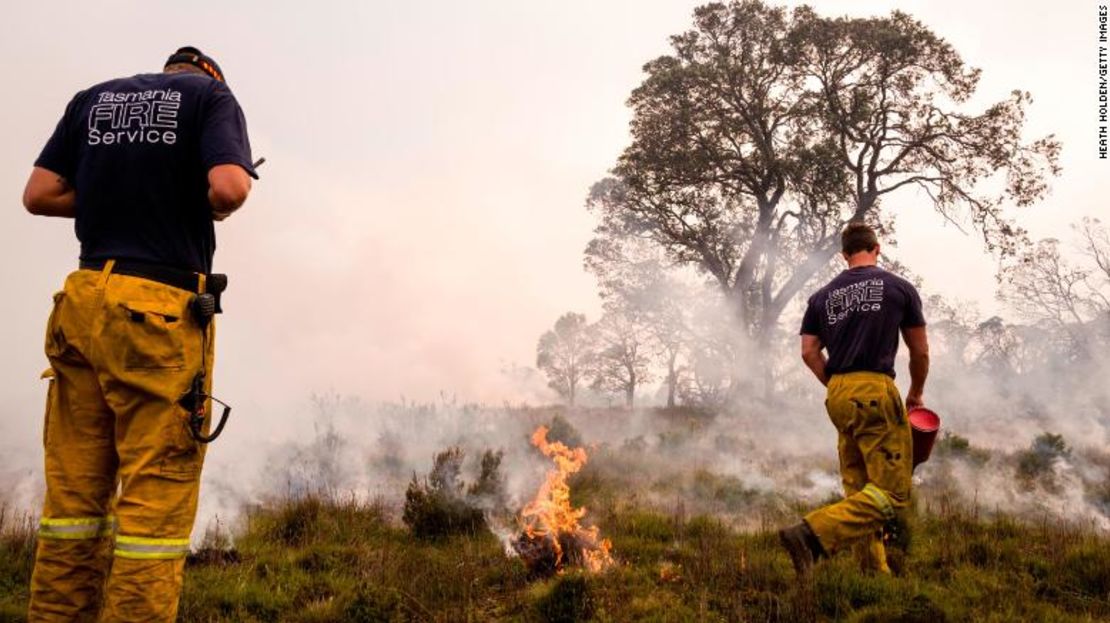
[518,425,613,573]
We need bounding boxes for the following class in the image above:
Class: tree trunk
[724,291,756,397]
[757,329,775,402]
[626,367,636,409]
[665,351,678,408]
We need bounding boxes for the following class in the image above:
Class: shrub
[468,449,507,507]
[933,431,990,465]
[402,446,506,540]
[1016,432,1070,489]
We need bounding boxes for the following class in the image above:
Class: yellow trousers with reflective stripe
[804,371,912,573]
[29,266,213,622]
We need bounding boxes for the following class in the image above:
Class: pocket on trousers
[159,407,203,481]
[44,291,67,359]
[849,395,889,432]
[117,301,187,370]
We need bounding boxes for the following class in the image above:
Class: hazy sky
[0,1,1104,454]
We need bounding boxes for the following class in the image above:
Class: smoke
[3,356,1107,544]
[3,275,1108,545]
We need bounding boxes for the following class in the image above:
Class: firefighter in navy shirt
[778,222,930,579]
[22,46,255,621]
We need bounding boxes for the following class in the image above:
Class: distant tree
[1076,217,1110,320]
[678,293,742,408]
[923,295,978,363]
[999,240,1089,347]
[588,0,1059,347]
[965,316,1022,375]
[999,218,1110,355]
[1079,217,1110,266]
[536,313,597,407]
[590,308,655,408]
[584,235,693,407]
[642,288,690,408]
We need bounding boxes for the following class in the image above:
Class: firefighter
[22,46,256,621]
[778,222,929,577]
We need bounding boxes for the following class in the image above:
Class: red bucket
[908,407,941,468]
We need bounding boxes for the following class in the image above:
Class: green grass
[0,506,34,623]
[1,492,1107,622]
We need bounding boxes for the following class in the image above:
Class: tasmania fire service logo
[86,89,181,146]
[826,278,884,325]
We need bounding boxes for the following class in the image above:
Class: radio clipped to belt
[179,274,231,444]
[190,273,227,329]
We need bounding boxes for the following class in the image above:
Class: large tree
[587,0,1059,344]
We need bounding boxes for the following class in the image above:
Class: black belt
[79,259,226,303]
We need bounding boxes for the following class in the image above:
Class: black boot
[778,521,825,578]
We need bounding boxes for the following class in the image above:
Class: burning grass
[512,426,613,577]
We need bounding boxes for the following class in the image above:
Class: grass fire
[512,426,613,577]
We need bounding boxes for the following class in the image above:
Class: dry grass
[0,490,1107,622]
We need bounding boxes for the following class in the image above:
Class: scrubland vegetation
[1,408,1108,622]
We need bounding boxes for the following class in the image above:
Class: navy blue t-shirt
[34,72,257,273]
[800,265,926,378]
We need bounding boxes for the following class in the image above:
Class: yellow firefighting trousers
[804,371,912,573]
[28,263,213,622]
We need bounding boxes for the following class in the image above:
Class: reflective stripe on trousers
[114,535,192,560]
[37,517,189,559]
[860,483,896,521]
[37,516,116,540]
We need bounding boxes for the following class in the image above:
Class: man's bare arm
[207,164,252,221]
[23,167,76,218]
[902,325,929,409]
[801,334,829,387]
